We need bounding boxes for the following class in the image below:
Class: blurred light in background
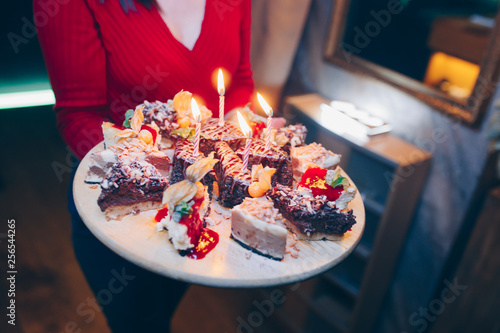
[320,103,369,144]
[0,89,55,109]
[424,52,480,99]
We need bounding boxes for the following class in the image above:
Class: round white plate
[74,143,365,288]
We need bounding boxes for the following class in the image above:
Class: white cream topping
[162,217,193,251]
[334,186,356,210]
[101,149,117,163]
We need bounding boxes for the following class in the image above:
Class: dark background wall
[2,0,49,92]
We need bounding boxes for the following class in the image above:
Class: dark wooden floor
[0,106,310,333]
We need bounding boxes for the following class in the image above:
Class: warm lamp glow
[218,69,225,95]
[257,93,273,117]
[424,52,480,99]
[191,98,201,123]
[237,111,252,138]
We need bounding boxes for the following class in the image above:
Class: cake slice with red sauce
[156,153,219,259]
[268,166,357,241]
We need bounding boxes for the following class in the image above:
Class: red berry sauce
[155,198,219,260]
[185,228,219,260]
[297,166,343,201]
[155,207,169,222]
[140,125,158,144]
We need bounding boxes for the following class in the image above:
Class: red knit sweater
[35,0,254,159]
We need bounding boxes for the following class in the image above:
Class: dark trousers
[69,166,188,333]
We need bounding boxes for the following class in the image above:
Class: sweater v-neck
[153,0,209,55]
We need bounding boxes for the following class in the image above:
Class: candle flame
[191,98,201,123]
[218,69,225,95]
[237,111,252,138]
[257,93,273,117]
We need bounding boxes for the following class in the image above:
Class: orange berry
[138,129,153,145]
[177,117,191,128]
[194,181,205,199]
[249,182,267,198]
[213,181,219,198]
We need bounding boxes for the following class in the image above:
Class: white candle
[257,93,273,151]
[191,98,202,157]
[218,69,225,126]
[237,111,252,171]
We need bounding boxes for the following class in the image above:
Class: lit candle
[191,98,202,157]
[237,111,252,172]
[257,93,273,151]
[218,69,225,126]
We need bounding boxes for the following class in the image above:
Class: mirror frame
[324,0,500,127]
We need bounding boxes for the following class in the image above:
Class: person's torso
[86,0,244,121]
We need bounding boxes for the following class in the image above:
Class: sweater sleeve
[35,0,109,159]
[226,0,254,110]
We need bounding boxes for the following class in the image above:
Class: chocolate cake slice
[268,184,356,241]
[200,118,245,154]
[171,139,216,192]
[214,141,251,208]
[231,197,288,260]
[235,138,293,186]
[97,160,168,220]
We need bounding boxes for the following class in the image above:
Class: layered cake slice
[86,139,171,184]
[268,184,356,241]
[171,139,216,193]
[231,197,288,260]
[290,142,341,182]
[214,141,251,207]
[97,160,168,220]
[156,153,219,258]
[200,118,246,154]
[235,138,293,186]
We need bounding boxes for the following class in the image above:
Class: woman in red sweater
[36,0,254,331]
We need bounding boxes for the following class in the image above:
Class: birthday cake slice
[268,185,356,241]
[231,197,288,261]
[97,159,168,220]
[235,138,293,186]
[156,153,219,257]
[214,141,251,208]
[87,120,170,184]
[268,166,357,241]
